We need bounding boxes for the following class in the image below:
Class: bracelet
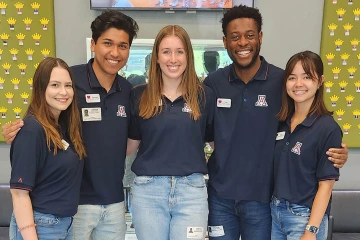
[18,223,37,232]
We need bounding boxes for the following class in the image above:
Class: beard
[228,42,261,70]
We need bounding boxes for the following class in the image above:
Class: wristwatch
[306,225,319,234]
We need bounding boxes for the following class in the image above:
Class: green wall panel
[0,0,55,142]
[320,0,360,147]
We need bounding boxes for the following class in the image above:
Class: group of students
[1,4,349,240]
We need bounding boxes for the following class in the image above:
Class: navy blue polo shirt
[71,59,132,205]
[128,84,215,176]
[273,114,341,215]
[10,115,83,217]
[204,56,284,203]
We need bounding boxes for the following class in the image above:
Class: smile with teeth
[168,65,179,71]
[107,59,120,65]
[55,98,69,103]
[293,90,307,95]
[237,50,251,56]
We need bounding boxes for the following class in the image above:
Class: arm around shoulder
[325,123,347,168]
[1,119,24,144]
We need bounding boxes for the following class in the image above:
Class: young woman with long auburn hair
[126,25,215,240]
[9,57,86,240]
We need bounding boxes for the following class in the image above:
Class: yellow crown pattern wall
[0,0,55,142]
[321,0,360,147]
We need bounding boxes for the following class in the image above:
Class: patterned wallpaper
[0,0,55,142]
[320,0,360,147]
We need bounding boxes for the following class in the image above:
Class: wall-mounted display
[90,0,253,10]
[320,0,360,148]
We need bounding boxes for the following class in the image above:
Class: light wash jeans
[131,173,209,240]
[10,211,73,240]
[271,196,328,240]
[73,202,126,240]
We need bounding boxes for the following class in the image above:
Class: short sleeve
[128,88,142,140]
[316,124,342,181]
[10,122,47,191]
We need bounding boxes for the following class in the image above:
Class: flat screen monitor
[90,0,253,10]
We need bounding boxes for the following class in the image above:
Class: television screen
[90,0,253,10]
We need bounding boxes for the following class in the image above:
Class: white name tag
[82,107,102,121]
[208,226,225,237]
[187,227,203,239]
[217,98,231,108]
[85,94,100,103]
[61,139,69,150]
[276,131,285,140]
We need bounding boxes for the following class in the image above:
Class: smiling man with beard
[204,5,348,240]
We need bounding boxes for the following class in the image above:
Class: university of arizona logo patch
[255,95,268,107]
[116,105,127,117]
[291,142,302,155]
[182,103,192,113]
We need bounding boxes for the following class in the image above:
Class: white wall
[0,0,359,189]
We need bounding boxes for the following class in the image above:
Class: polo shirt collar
[229,56,269,82]
[286,113,320,128]
[86,59,121,92]
[301,113,320,127]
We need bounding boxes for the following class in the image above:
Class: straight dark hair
[277,51,332,121]
[91,10,139,46]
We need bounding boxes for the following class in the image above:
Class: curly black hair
[91,10,139,46]
[221,5,262,36]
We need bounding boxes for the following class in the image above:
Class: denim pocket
[33,211,60,226]
[134,176,154,185]
[184,173,206,188]
[288,203,311,217]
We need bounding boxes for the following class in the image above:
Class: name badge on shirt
[61,139,69,150]
[217,98,231,108]
[276,131,285,140]
[82,107,102,121]
[85,94,100,103]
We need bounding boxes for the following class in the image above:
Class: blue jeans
[271,196,328,240]
[73,202,126,240]
[131,173,208,240]
[9,211,73,240]
[208,193,271,240]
